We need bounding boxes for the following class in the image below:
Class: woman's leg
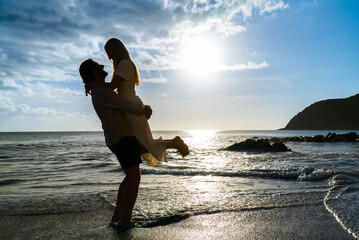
[164,136,189,157]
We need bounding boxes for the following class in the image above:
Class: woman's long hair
[104,38,140,86]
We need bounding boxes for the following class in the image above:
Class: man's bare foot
[174,136,189,157]
[111,214,122,223]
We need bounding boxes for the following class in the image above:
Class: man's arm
[91,87,144,115]
[144,105,152,119]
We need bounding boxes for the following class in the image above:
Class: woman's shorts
[109,136,143,170]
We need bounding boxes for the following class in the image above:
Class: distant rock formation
[267,132,359,143]
[223,132,359,153]
[224,139,291,152]
[283,94,359,130]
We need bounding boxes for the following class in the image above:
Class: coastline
[1,203,354,240]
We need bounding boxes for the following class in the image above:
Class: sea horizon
[2,129,359,133]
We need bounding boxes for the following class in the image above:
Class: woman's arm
[95,75,124,90]
[85,59,135,95]
[85,75,123,95]
[91,87,144,115]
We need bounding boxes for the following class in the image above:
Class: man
[79,59,151,230]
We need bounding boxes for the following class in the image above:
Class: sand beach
[1,202,353,240]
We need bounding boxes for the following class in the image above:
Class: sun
[180,37,222,77]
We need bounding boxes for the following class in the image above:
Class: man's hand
[84,82,94,96]
[144,105,152,119]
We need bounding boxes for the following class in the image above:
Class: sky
[0,0,359,131]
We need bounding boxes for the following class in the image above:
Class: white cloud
[0,93,16,112]
[0,0,289,81]
[56,99,71,104]
[0,91,93,120]
[23,82,84,99]
[260,1,290,14]
[135,49,269,72]
[217,61,269,71]
[0,78,21,91]
[135,50,179,71]
[0,0,289,130]
[246,51,259,56]
[142,77,167,83]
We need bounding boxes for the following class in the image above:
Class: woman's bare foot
[173,136,189,157]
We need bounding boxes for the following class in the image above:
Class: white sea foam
[324,174,359,239]
[298,167,335,181]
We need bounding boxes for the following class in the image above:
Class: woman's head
[104,38,130,61]
[104,38,140,86]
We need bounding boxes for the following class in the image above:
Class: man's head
[79,59,108,84]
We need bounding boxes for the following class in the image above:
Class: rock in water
[224,139,291,152]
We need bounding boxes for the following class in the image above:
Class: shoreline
[1,203,354,240]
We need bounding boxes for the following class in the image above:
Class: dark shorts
[109,136,142,170]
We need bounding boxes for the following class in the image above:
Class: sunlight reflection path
[186,130,218,149]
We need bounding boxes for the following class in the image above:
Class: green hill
[283,94,359,130]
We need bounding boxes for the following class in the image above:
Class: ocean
[1,130,359,239]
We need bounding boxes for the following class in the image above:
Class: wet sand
[0,203,354,240]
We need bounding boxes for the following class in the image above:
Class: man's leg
[122,164,141,222]
[112,176,128,222]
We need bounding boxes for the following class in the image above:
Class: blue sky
[0,0,358,131]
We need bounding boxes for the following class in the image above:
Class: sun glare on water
[180,37,222,77]
[187,130,218,148]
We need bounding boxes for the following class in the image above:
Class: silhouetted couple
[79,38,189,230]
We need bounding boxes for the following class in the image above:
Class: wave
[0,179,27,186]
[140,167,337,182]
[324,174,359,239]
[49,161,114,172]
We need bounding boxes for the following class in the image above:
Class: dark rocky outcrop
[278,132,359,143]
[283,94,359,130]
[224,139,291,152]
[223,132,359,153]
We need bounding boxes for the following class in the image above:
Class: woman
[85,38,189,226]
